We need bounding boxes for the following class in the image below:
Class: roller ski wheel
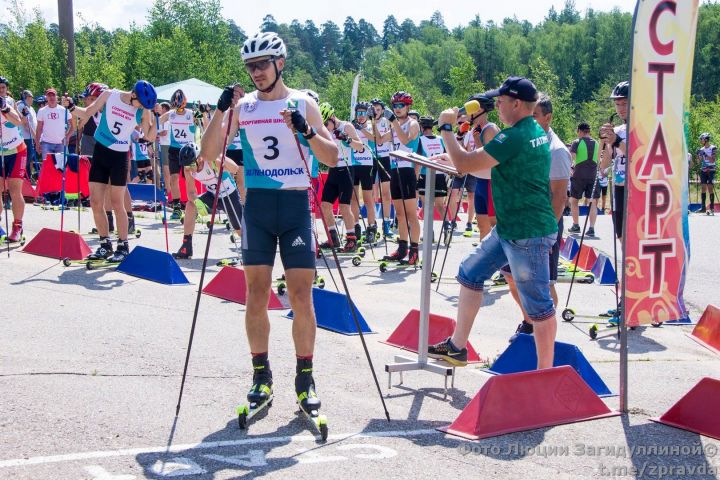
[276,281,286,296]
[578,273,595,284]
[298,404,328,442]
[491,272,508,286]
[562,308,576,322]
[63,257,98,267]
[351,255,362,266]
[86,260,118,270]
[589,324,599,340]
[236,396,274,430]
[379,261,388,273]
[133,228,142,239]
[314,276,325,289]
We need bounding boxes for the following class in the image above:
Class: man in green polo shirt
[568,122,601,236]
[427,76,558,369]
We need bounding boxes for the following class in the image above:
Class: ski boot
[342,234,358,253]
[319,229,341,250]
[463,222,473,237]
[127,214,141,238]
[86,239,114,261]
[237,357,274,429]
[5,220,25,245]
[295,359,327,441]
[107,241,130,263]
[382,240,407,262]
[367,223,379,242]
[382,219,393,238]
[401,246,420,266]
[354,223,362,240]
[441,221,453,246]
[172,235,193,259]
[171,206,183,220]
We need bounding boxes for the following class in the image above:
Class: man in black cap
[428,76,558,370]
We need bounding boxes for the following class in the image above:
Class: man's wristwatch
[438,123,453,133]
[302,127,316,140]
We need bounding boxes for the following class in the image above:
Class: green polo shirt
[483,115,557,240]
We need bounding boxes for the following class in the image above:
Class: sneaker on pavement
[428,337,468,366]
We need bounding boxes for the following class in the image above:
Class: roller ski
[442,221,456,246]
[556,269,595,284]
[462,223,475,238]
[87,227,141,239]
[491,271,508,286]
[236,357,273,430]
[86,242,129,270]
[216,256,242,267]
[430,272,457,283]
[379,247,421,273]
[295,359,328,442]
[275,274,325,295]
[0,221,26,246]
[172,235,193,259]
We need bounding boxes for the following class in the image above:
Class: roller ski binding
[172,235,193,259]
[296,359,328,441]
[1,220,26,246]
[463,222,473,238]
[276,274,326,295]
[87,242,129,270]
[237,358,273,430]
[216,257,241,267]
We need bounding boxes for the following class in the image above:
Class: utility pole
[57,0,76,78]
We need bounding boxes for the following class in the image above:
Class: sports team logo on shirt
[244,102,257,113]
[495,133,507,143]
[287,99,298,110]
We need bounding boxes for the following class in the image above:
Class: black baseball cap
[485,76,538,102]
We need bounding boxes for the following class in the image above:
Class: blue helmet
[133,80,157,109]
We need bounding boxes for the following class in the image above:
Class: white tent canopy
[155,78,222,107]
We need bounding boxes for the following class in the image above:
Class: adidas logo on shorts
[291,236,306,247]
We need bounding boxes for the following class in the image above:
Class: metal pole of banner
[385,152,455,398]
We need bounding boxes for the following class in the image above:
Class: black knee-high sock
[702,192,707,208]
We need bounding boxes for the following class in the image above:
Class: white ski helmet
[242,32,287,62]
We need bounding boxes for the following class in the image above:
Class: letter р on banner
[625,0,699,326]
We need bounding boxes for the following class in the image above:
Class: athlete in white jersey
[200,32,338,420]
[373,91,422,265]
[172,142,242,259]
[0,89,28,244]
[225,85,246,204]
[466,95,500,240]
[368,99,394,237]
[417,116,449,226]
[65,80,157,263]
[318,102,364,251]
[600,80,629,242]
[158,89,196,218]
[350,102,379,242]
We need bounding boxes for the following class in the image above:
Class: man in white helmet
[201,32,338,423]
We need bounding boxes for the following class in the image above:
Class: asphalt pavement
[1,204,719,479]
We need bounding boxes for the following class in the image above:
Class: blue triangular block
[285,288,374,335]
[488,334,613,397]
[688,202,702,212]
[0,226,5,237]
[127,183,166,203]
[560,236,579,261]
[578,205,603,216]
[665,316,693,325]
[591,254,617,285]
[117,246,189,285]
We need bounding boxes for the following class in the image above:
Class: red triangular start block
[651,377,720,440]
[202,266,284,309]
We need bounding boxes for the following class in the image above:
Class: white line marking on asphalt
[0,428,440,468]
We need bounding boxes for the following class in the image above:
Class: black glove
[0,96,7,113]
[383,108,396,122]
[333,129,349,142]
[21,106,29,116]
[217,85,235,112]
[352,120,363,131]
[193,109,203,119]
[290,110,310,135]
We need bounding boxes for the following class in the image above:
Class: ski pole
[293,131,390,422]
[1,119,9,257]
[59,95,70,259]
[176,109,234,416]
[155,113,170,253]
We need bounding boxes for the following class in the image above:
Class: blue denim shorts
[457,228,557,322]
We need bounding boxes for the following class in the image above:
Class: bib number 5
[111,121,123,135]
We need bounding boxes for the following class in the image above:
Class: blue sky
[17,0,639,32]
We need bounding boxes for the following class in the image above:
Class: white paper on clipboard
[388,150,459,177]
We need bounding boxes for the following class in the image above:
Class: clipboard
[388,150,459,177]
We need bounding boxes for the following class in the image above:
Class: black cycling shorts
[353,165,374,190]
[417,173,448,197]
[390,167,417,200]
[613,185,625,239]
[375,156,392,183]
[226,148,244,166]
[700,170,716,184]
[89,142,129,187]
[321,167,354,205]
[241,189,316,269]
[451,174,477,193]
[168,146,182,175]
[200,189,243,230]
[570,176,601,200]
